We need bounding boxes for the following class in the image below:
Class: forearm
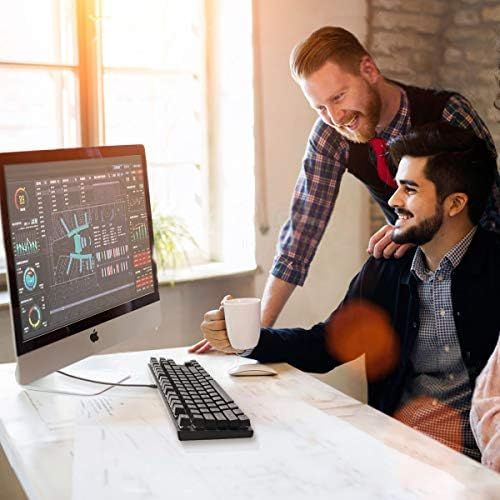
[260,275,296,327]
[250,323,338,373]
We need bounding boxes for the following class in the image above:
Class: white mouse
[228,363,278,377]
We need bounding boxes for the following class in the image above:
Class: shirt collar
[411,226,478,282]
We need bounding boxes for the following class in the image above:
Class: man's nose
[388,187,402,208]
[327,105,345,127]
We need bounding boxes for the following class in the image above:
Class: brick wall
[367,0,500,231]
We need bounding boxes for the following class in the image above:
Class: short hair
[290,26,370,81]
[389,123,497,224]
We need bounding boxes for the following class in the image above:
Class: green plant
[152,209,198,272]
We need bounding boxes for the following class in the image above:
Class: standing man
[259,26,498,327]
[190,26,499,354]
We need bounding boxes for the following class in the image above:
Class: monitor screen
[0,145,161,384]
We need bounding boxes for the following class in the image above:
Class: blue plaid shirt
[272,91,499,286]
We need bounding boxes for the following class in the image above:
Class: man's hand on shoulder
[367,224,414,259]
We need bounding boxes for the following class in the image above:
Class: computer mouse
[228,363,278,377]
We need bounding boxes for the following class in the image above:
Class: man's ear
[359,55,380,84]
[446,192,469,218]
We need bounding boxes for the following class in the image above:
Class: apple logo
[89,329,99,343]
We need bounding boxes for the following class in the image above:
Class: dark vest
[346,82,454,223]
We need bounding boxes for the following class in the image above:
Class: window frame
[0,0,217,286]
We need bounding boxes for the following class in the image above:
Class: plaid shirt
[396,227,481,460]
[272,91,499,286]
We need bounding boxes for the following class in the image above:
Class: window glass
[101,0,207,267]
[0,0,76,65]
[0,67,79,152]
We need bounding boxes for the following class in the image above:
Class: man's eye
[405,187,416,194]
[333,93,344,103]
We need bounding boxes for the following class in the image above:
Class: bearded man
[199,124,500,462]
[190,26,500,345]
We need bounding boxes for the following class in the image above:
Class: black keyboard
[148,357,253,441]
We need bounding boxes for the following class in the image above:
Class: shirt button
[449,374,455,381]
[456,311,461,317]
[440,309,446,317]
[444,345,450,352]
[437,275,444,282]
[412,322,417,329]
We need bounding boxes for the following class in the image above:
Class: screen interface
[4,154,155,345]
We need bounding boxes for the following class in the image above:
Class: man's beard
[333,82,381,144]
[392,206,444,246]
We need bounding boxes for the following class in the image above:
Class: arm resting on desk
[250,322,338,373]
[249,256,392,374]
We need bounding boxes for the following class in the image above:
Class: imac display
[0,145,161,385]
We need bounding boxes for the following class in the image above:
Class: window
[0,0,255,280]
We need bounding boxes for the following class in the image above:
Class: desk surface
[0,347,498,500]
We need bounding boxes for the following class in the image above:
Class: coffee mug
[223,297,261,350]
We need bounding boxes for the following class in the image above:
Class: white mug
[223,298,261,350]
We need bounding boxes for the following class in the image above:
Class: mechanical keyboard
[148,357,254,441]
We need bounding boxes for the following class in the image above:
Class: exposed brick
[372,31,437,55]
[372,0,447,15]
[453,9,481,26]
[368,0,500,166]
[372,11,442,35]
[443,26,497,44]
[464,46,495,65]
[443,47,464,65]
[375,55,417,77]
[482,5,500,22]
[485,108,500,124]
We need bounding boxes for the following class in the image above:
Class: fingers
[196,295,238,354]
[381,241,400,259]
[204,309,225,321]
[393,243,415,259]
[371,228,394,259]
[188,338,213,354]
[367,224,392,255]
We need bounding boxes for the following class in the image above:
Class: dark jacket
[251,228,500,416]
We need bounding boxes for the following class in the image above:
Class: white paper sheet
[72,396,468,500]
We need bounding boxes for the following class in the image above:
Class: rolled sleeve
[271,119,348,286]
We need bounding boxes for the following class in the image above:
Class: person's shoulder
[480,228,500,256]
[474,227,500,249]
[360,249,416,281]
[395,80,455,100]
[464,228,500,270]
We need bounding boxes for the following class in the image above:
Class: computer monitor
[0,145,161,385]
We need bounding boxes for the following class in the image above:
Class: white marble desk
[0,347,498,499]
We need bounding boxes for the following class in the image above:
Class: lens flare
[325,300,399,381]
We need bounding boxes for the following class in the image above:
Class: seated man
[470,336,500,472]
[198,123,500,461]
